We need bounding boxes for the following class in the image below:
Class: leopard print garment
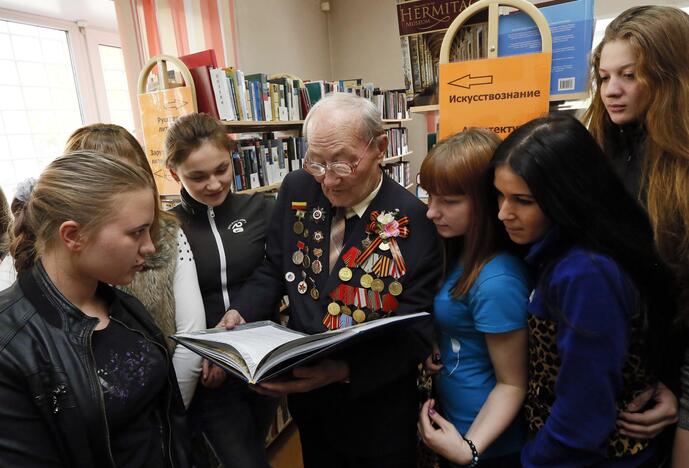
[525,314,654,458]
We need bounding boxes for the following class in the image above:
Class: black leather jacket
[0,263,190,467]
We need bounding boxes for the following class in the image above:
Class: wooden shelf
[237,182,281,194]
[382,118,412,125]
[410,105,439,114]
[222,120,304,132]
[382,151,413,165]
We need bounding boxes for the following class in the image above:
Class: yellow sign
[138,86,195,196]
[439,52,551,139]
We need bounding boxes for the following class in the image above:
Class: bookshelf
[382,151,413,165]
[222,120,304,133]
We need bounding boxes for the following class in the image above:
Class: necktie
[329,208,346,273]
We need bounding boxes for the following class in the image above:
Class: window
[0,17,83,202]
[0,10,133,202]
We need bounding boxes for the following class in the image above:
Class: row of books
[209,69,304,122]
[202,66,408,122]
[383,161,412,188]
[231,136,307,192]
[385,127,409,158]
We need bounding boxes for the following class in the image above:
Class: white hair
[303,92,384,141]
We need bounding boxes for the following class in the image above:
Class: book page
[176,322,306,379]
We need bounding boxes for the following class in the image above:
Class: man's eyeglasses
[303,136,377,178]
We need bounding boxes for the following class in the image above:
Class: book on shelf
[385,127,409,158]
[188,66,220,119]
[171,312,430,384]
[383,160,412,188]
[231,136,306,192]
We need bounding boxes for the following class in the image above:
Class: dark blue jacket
[521,228,656,467]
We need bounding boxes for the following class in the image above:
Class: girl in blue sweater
[491,114,677,467]
[418,128,530,467]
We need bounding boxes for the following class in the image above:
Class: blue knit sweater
[521,229,657,467]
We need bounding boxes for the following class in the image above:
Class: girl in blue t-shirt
[417,128,530,467]
[491,114,677,467]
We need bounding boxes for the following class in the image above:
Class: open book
[172,312,430,384]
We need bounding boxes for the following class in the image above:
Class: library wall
[328,0,427,191]
[235,0,331,80]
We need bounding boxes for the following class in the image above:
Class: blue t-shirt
[434,252,530,459]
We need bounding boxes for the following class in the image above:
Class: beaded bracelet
[462,436,479,468]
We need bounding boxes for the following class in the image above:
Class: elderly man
[222,93,440,467]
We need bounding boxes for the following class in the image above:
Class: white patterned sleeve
[172,228,206,409]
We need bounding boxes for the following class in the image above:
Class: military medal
[389,281,403,296]
[291,202,308,235]
[361,235,372,248]
[360,274,373,289]
[303,228,309,238]
[371,278,385,293]
[292,241,305,265]
[297,280,308,294]
[352,309,366,323]
[339,314,353,328]
[379,241,390,251]
[312,248,323,274]
[313,230,324,243]
[340,304,352,315]
[302,246,311,269]
[311,206,325,223]
[341,246,360,268]
[285,272,295,282]
[338,267,353,282]
[327,302,341,316]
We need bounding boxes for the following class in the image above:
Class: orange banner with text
[439,52,551,139]
[138,86,195,196]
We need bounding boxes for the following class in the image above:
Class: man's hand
[618,382,678,439]
[201,359,227,388]
[217,309,246,329]
[251,359,350,397]
[418,399,472,464]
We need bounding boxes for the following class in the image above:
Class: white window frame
[84,27,124,123]
[0,7,114,125]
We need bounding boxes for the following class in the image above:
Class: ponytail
[10,207,37,274]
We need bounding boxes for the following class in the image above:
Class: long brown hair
[419,128,504,297]
[11,151,155,274]
[65,123,176,241]
[583,6,689,323]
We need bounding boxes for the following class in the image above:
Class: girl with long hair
[0,151,189,465]
[65,123,206,409]
[493,114,676,466]
[417,129,529,467]
[583,6,689,459]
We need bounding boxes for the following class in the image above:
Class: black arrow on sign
[448,74,494,89]
[164,99,188,109]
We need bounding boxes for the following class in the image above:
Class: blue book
[497,0,594,98]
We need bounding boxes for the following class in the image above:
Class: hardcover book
[172,312,430,384]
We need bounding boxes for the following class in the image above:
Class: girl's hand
[618,382,678,438]
[418,399,473,464]
[423,345,443,375]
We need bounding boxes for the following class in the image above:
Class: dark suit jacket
[233,169,441,457]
